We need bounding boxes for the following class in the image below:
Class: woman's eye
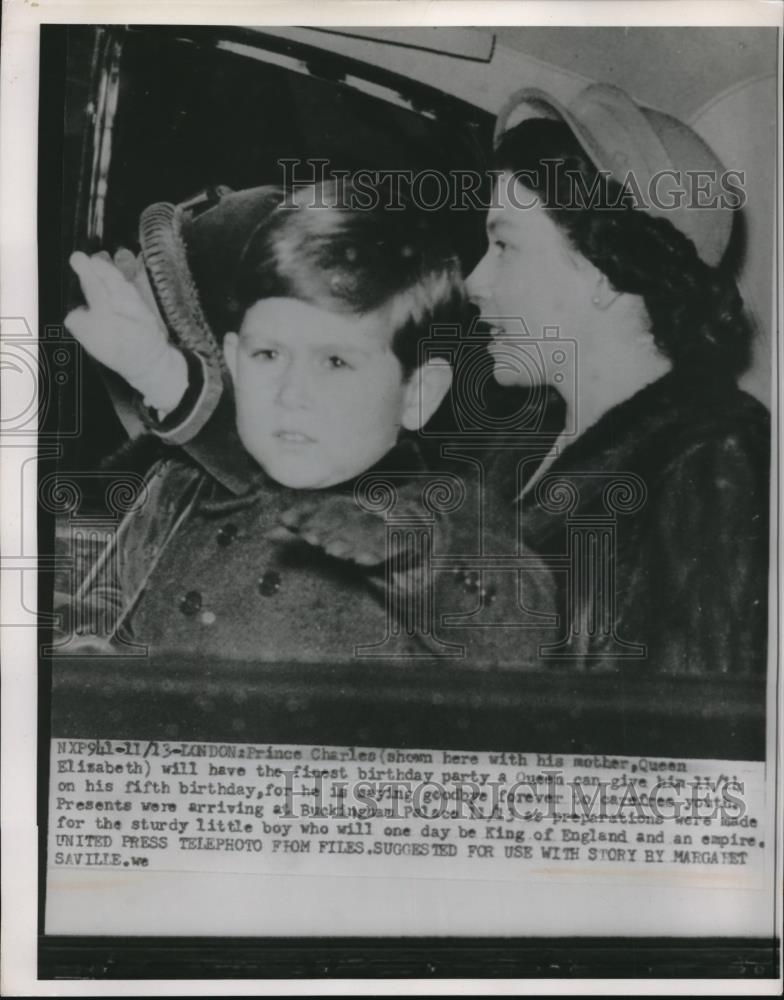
[492,239,507,253]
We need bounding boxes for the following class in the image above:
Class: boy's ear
[223,332,239,383]
[401,358,453,431]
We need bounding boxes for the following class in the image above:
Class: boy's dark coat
[65,434,558,668]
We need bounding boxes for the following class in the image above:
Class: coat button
[216,523,238,547]
[180,590,202,616]
[453,568,481,591]
[258,570,281,596]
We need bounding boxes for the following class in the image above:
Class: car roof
[245,25,777,120]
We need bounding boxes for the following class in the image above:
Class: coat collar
[197,435,430,514]
[522,369,758,542]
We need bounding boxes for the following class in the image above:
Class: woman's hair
[233,180,467,377]
[494,119,752,375]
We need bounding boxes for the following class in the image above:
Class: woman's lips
[475,318,507,338]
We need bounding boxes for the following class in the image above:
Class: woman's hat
[494,83,735,268]
[138,185,284,367]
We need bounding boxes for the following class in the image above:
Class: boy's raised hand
[65,251,188,412]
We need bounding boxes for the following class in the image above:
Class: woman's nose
[465,251,491,305]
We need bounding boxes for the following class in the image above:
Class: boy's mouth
[275,430,316,444]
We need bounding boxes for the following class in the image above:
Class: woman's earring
[592,288,621,311]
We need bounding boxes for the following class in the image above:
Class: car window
[91,27,495,271]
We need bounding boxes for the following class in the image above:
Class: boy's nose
[275,362,310,408]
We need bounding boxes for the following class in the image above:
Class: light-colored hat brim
[493,83,733,268]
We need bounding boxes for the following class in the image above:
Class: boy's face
[223,298,424,489]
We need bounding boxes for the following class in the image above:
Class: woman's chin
[491,360,536,388]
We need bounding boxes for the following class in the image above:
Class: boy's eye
[325,355,351,370]
[251,348,279,361]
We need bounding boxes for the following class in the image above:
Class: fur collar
[523,370,768,543]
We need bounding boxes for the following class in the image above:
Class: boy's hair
[233,181,466,376]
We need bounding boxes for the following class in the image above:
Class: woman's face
[466,174,600,391]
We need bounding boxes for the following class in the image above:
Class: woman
[466,83,769,674]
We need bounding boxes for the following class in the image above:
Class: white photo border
[1,1,782,995]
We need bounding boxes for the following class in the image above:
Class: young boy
[62,183,556,664]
